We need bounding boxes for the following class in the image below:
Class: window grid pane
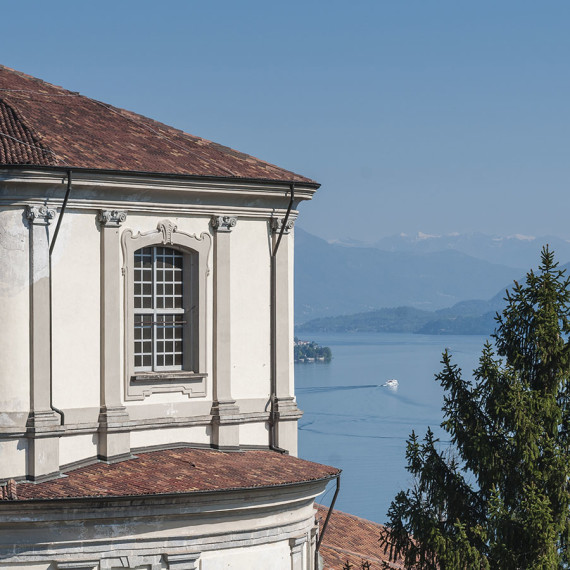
[155,248,183,310]
[155,314,184,369]
[134,314,153,369]
[134,246,185,372]
[134,248,153,310]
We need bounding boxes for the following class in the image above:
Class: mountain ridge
[294,228,525,323]
[296,261,570,335]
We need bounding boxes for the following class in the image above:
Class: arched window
[121,221,211,400]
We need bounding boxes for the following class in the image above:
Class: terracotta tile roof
[0,65,317,184]
[317,505,405,569]
[0,448,339,501]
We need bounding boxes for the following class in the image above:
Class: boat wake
[297,384,380,394]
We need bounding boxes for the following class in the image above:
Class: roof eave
[0,163,321,190]
[1,470,340,505]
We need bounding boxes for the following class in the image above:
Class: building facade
[0,66,338,569]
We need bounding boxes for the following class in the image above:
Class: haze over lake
[295,331,488,524]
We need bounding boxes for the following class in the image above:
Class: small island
[294,337,332,363]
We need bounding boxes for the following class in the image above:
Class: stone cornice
[0,168,318,201]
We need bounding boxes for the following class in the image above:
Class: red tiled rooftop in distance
[2,448,339,501]
[0,65,317,184]
[317,505,405,569]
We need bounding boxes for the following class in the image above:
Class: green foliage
[381,248,570,569]
[294,337,332,362]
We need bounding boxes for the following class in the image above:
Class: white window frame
[134,246,185,372]
[121,220,211,401]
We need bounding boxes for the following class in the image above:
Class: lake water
[295,331,489,524]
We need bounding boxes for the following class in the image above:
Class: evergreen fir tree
[381,248,570,569]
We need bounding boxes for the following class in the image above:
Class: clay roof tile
[0,65,316,184]
[5,448,339,501]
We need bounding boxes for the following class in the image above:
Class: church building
[0,66,339,570]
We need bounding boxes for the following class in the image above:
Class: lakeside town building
[0,66,340,569]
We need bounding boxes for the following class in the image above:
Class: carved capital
[26,205,56,225]
[157,219,178,244]
[98,210,127,227]
[271,217,294,235]
[211,215,237,232]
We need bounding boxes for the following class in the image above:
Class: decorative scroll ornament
[157,219,178,244]
[25,205,56,225]
[270,217,294,235]
[211,215,237,232]
[98,210,127,227]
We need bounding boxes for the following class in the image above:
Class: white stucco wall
[230,219,271,400]
[130,425,210,448]
[0,440,27,479]
[59,433,99,467]
[200,541,291,569]
[0,208,30,415]
[51,210,100,410]
[239,421,269,447]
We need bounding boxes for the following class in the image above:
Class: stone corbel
[26,205,56,225]
[211,215,237,232]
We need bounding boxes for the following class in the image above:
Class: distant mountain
[296,306,434,334]
[296,295,506,336]
[371,232,570,269]
[297,260,570,335]
[296,306,500,336]
[294,228,523,323]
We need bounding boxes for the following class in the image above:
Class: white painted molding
[121,222,212,401]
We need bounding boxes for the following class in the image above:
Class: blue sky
[3,1,570,241]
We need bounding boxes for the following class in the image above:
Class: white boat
[383,379,399,388]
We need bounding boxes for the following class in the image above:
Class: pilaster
[25,205,61,480]
[290,536,308,570]
[271,217,302,455]
[98,210,130,461]
[310,527,318,570]
[210,215,240,449]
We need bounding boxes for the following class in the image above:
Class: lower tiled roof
[317,505,405,569]
[1,448,339,501]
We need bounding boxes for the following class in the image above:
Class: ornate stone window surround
[121,220,211,401]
